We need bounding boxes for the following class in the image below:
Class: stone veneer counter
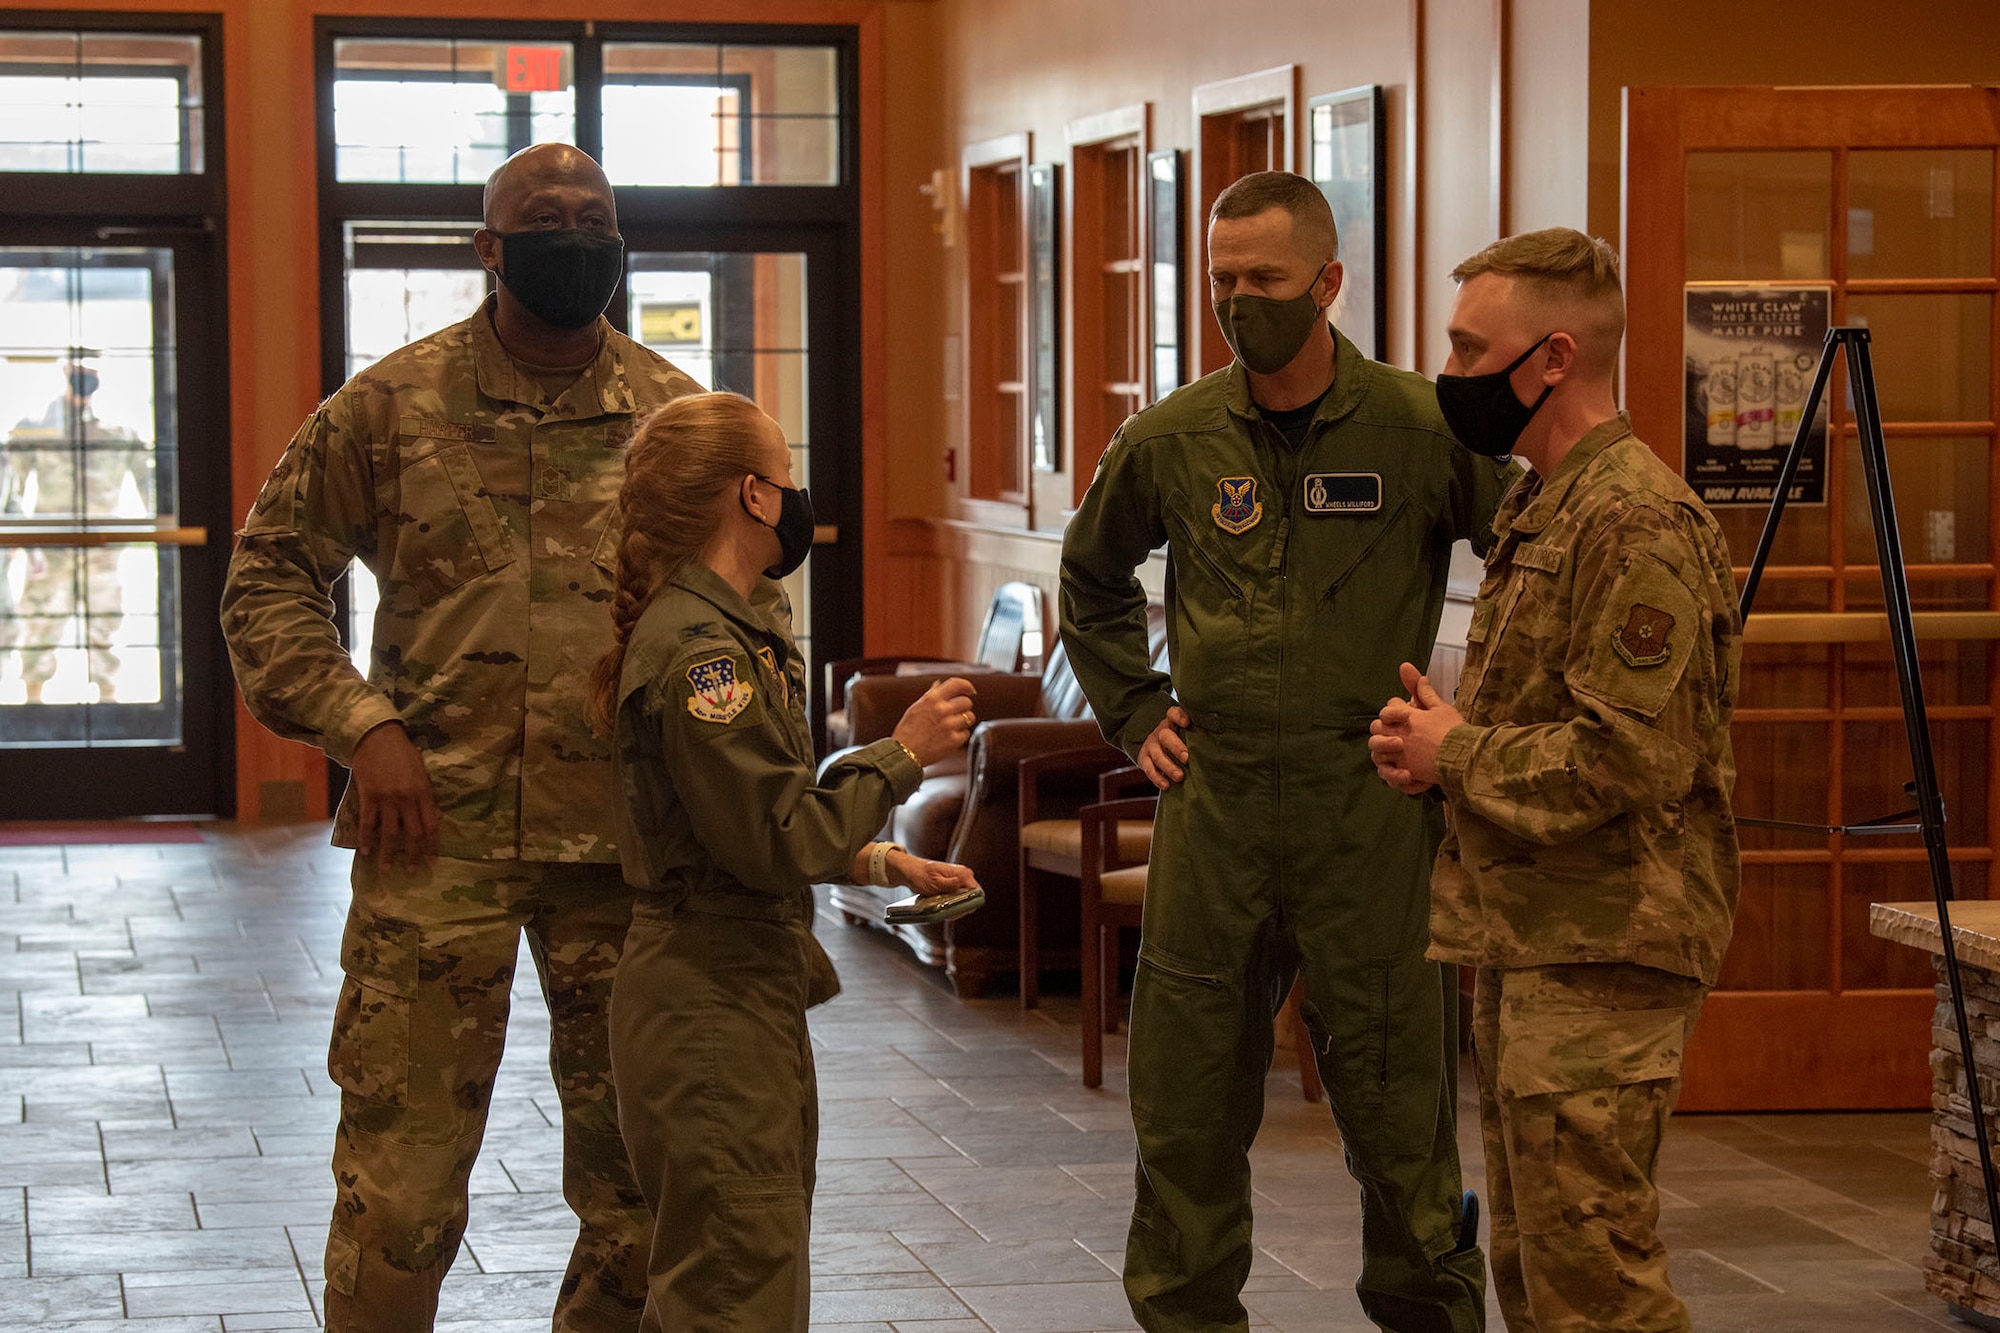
[1873,899,2000,1328]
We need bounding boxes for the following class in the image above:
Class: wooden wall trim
[1400,0,1423,369]
[1066,102,1146,148]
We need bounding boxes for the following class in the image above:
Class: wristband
[868,841,905,887]
[896,740,922,770]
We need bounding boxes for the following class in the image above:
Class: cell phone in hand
[884,886,986,925]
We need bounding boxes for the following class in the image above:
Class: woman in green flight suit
[590,391,981,1331]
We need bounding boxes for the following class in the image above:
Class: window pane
[1686,151,1833,282]
[1848,149,1994,281]
[601,42,840,186]
[332,38,575,185]
[1844,293,1992,422]
[0,29,203,173]
[626,250,815,681]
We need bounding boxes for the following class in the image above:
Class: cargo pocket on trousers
[1127,943,1234,1129]
[1496,1001,1688,1240]
[328,913,421,1107]
[324,1225,361,1298]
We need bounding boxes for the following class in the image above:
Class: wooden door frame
[1625,84,2000,1110]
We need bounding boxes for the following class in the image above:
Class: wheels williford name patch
[1212,476,1264,534]
[1302,472,1382,514]
[685,653,753,723]
[1613,603,1676,667]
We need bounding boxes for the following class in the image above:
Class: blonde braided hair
[588,391,777,737]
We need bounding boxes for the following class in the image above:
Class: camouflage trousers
[324,855,649,1333]
[609,903,837,1332]
[13,546,130,693]
[1470,964,1707,1333]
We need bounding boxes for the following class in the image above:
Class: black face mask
[495,228,626,330]
[1212,262,1330,375]
[743,475,815,579]
[1434,334,1555,459]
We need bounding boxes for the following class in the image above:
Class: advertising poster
[1683,284,1830,507]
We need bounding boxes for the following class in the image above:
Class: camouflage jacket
[1429,414,1742,984]
[613,562,923,917]
[222,296,700,861]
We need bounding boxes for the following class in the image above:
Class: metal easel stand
[1737,326,2000,1284]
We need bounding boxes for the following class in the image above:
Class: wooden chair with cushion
[1077,796,1324,1101]
[1018,760,1155,1008]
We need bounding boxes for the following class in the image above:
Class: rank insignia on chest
[1302,472,1382,514]
[1212,476,1264,534]
[1613,603,1676,668]
[685,653,754,723]
[755,645,789,705]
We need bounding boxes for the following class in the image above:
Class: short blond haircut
[1452,228,1624,367]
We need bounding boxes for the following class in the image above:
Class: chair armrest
[1097,765,1152,800]
[1019,745,1132,825]
[967,718,1113,787]
[843,669,1045,746]
[1082,796,1160,874]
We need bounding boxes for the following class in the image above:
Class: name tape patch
[1302,472,1382,514]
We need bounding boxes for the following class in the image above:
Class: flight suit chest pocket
[390,441,517,605]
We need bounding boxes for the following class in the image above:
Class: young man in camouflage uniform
[1370,228,1741,1332]
[1061,172,1512,1333]
[222,144,700,1333]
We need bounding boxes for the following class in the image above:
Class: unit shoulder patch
[684,652,754,724]
[1212,476,1264,534]
[1612,603,1677,668]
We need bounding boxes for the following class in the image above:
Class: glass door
[0,238,228,814]
[0,16,230,818]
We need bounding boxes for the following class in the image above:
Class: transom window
[0,27,205,174]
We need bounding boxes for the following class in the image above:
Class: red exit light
[503,46,567,94]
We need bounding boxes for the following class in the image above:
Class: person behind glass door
[4,358,153,703]
[593,391,981,1331]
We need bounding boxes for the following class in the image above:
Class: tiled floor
[0,823,1966,1331]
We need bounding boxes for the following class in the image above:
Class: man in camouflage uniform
[1369,228,1740,1332]
[4,361,155,701]
[222,144,700,1333]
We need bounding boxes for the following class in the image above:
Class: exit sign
[500,46,568,95]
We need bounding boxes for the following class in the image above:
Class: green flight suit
[607,562,922,1332]
[1059,331,1515,1333]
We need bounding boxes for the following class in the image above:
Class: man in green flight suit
[1059,170,1515,1332]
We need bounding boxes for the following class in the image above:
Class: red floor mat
[0,820,208,846]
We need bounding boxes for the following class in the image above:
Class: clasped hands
[1367,661,1463,796]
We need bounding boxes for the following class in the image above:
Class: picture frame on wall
[1028,161,1062,473]
[1147,147,1185,401]
[1307,84,1386,361]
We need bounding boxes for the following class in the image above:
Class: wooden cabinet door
[1624,86,2000,1109]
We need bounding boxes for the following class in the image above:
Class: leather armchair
[827,606,1169,999]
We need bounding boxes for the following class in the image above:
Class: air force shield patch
[685,653,754,723]
[1212,476,1264,535]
